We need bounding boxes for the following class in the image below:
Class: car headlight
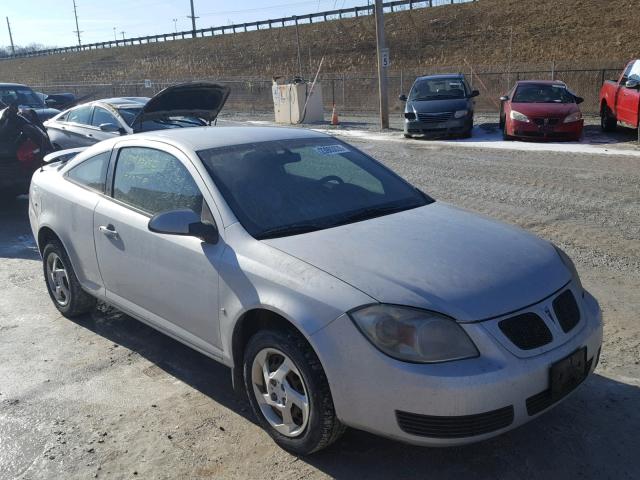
[348,304,479,363]
[454,109,468,119]
[510,110,530,123]
[554,245,583,292]
[563,111,583,123]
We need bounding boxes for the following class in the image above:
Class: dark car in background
[499,80,584,141]
[44,82,230,149]
[399,74,479,138]
[0,83,60,122]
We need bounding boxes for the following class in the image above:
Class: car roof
[415,74,464,81]
[516,80,566,86]
[137,126,327,151]
[0,82,27,87]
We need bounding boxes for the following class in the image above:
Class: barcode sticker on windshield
[315,145,350,156]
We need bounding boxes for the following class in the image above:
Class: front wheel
[42,240,96,317]
[243,329,345,455]
[600,106,617,132]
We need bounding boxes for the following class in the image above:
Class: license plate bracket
[550,347,587,401]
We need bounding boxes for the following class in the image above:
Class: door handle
[98,224,118,237]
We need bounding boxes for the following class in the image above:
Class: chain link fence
[30,64,624,117]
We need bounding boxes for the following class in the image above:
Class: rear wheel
[243,329,345,455]
[42,240,96,317]
[600,105,617,132]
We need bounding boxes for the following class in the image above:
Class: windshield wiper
[334,203,417,226]
[257,223,326,240]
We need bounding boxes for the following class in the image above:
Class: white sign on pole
[144,79,152,88]
[381,48,390,68]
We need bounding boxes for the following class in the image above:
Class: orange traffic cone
[331,103,339,126]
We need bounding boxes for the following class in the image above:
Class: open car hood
[132,82,230,132]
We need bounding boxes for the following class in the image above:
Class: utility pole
[294,16,303,77]
[120,31,126,40]
[72,0,82,47]
[5,17,15,55]
[374,0,389,129]
[173,18,178,33]
[113,27,117,41]
[187,0,198,38]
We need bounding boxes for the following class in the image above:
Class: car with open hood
[44,82,229,150]
[29,126,602,455]
[499,80,584,141]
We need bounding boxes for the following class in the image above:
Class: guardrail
[0,0,475,60]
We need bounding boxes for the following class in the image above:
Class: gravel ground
[1,134,639,479]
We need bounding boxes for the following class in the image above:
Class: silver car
[29,126,602,455]
[44,82,229,150]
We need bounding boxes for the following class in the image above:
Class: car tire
[600,106,617,132]
[502,122,511,140]
[403,133,412,139]
[42,240,96,317]
[243,328,345,455]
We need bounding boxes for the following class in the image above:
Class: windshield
[0,86,45,108]
[512,84,575,103]
[117,106,206,130]
[409,78,468,101]
[198,137,432,239]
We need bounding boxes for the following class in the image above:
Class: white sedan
[29,126,602,455]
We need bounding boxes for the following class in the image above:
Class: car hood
[407,98,469,113]
[29,107,60,121]
[510,102,578,117]
[132,81,230,132]
[264,203,571,322]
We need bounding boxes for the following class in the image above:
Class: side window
[113,147,203,215]
[67,106,92,125]
[91,107,119,127]
[67,151,111,192]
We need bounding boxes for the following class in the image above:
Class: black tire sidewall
[243,330,333,455]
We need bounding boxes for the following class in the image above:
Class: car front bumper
[508,119,583,140]
[311,286,602,446]
[404,116,472,136]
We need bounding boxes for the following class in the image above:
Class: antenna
[187,0,199,38]
[6,17,15,55]
[72,0,82,47]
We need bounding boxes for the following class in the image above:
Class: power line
[72,0,82,47]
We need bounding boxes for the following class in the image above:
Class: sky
[1,0,371,48]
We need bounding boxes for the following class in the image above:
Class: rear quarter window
[66,151,111,193]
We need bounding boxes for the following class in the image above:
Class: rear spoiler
[43,147,87,165]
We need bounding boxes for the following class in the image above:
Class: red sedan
[499,81,584,141]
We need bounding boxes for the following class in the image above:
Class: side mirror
[398,94,407,102]
[148,208,219,244]
[99,123,121,133]
[45,98,59,108]
[499,95,509,102]
[470,90,480,97]
[624,79,640,89]
[575,96,584,104]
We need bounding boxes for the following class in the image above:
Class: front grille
[526,357,593,415]
[417,111,453,123]
[499,313,553,350]
[396,406,514,438]
[532,118,561,126]
[553,290,580,333]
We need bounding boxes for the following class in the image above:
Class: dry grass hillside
[1,0,639,85]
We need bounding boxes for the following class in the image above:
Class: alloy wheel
[251,347,310,437]
[46,252,71,307]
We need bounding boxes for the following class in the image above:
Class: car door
[62,105,98,147]
[90,106,125,142]
[93,143,224,351]
[617,60,640,126]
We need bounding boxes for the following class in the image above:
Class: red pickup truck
[600,59,640,131]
